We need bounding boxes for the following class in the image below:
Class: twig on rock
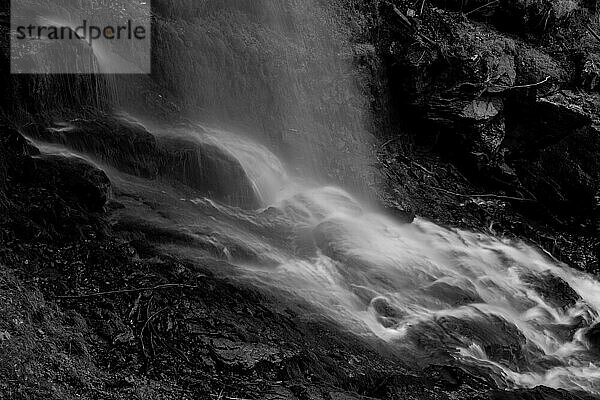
[388,1,437,47]
[392,5,413,27]
[379,137,401,150]
[465,0,498,16]
[586,24,600,43]
[427,184,535,202]
[210,395,253,400]
[411,160,434,175]
[503,76,551,90]
[55,283,202,300]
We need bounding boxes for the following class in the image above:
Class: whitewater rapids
[34,123,600,394]
[200,129,600,395]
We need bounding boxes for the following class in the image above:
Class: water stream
[17,0,600,394]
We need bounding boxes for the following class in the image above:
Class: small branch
[392,5,413,27]
[141,307,168,337]
[465,0,498,16]
[411,160,434,175]
[55,283,202,300]
[379,136,401,150]
[426,185,535,202]
[502,76,551,90]
[586,24,600,43]
[210,395,253,400]
[388,1,437,47]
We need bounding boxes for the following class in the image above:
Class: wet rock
[489,385,593,400]
[371,297,403,319]
[210,338,294,372]
[23,118,160,178]
[0,126,39,207]
[423,281,483,306]
[159,135,259,208]
[514,44,569,88]
[506,91,591,154]
[23,117,260,208]
[580,53,600,91]
[520,270,581,309]
[385,204,416,223]
[437,314,528,367]
[22,155,111,212]
[509,90,600,221]
[584,323,600,352]
[371,297,404,327]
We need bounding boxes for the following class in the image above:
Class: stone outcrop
[22,155,111,213]
[23,117,261,209]
[375,1,600,230]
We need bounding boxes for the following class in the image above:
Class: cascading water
[17,0,600,395]
[172,131,600,394]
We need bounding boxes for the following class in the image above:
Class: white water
[30,114,600,394]
[19,0,600,394]
[201,130,600,395]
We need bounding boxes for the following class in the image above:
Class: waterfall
[16,0,600,395]
[149,0,377,192]
[170,140,600,395]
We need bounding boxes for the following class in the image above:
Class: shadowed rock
[521,270,581,310]
[22,155,111,212]
[23,117,260,208]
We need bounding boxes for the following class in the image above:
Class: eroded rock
[23,117,261,208]
[520,270,581,309]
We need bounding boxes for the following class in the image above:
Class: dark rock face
[439,314,529,367]
[521,270,581,309]
[376,1,600,237]
[584,323,600,351]
[158,135,259,208]
[405,313,530,369]
[505,92,592,155]
[384,204,416,223]
[23,117,260,208]
[508,91,600,220]
[0,125,39,210]
[423,281,483,306]
[0,125,109,241]
[22,155,111,212]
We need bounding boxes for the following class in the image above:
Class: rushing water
[32,123,600,393]
[16,0,600,395]
[196,130,600,395]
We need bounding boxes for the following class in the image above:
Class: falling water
[173,134,600,394]
[18,0,600,395]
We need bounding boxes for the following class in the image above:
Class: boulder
[384,204,416,224]
[506,91,591,155]
[22,155,111,212]
[584,323,600,351]
[520,270,581,310]
[23,117,261,208]
[431,0,585,32]
[23,118,161,178]
[370,296,404,327]
[423,281,483,306]
[0,125,40,209]
[158,135,259,208]
[580,53,600,91]
[507,91,600,220]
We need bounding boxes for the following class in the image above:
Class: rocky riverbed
[1,0,600,399]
